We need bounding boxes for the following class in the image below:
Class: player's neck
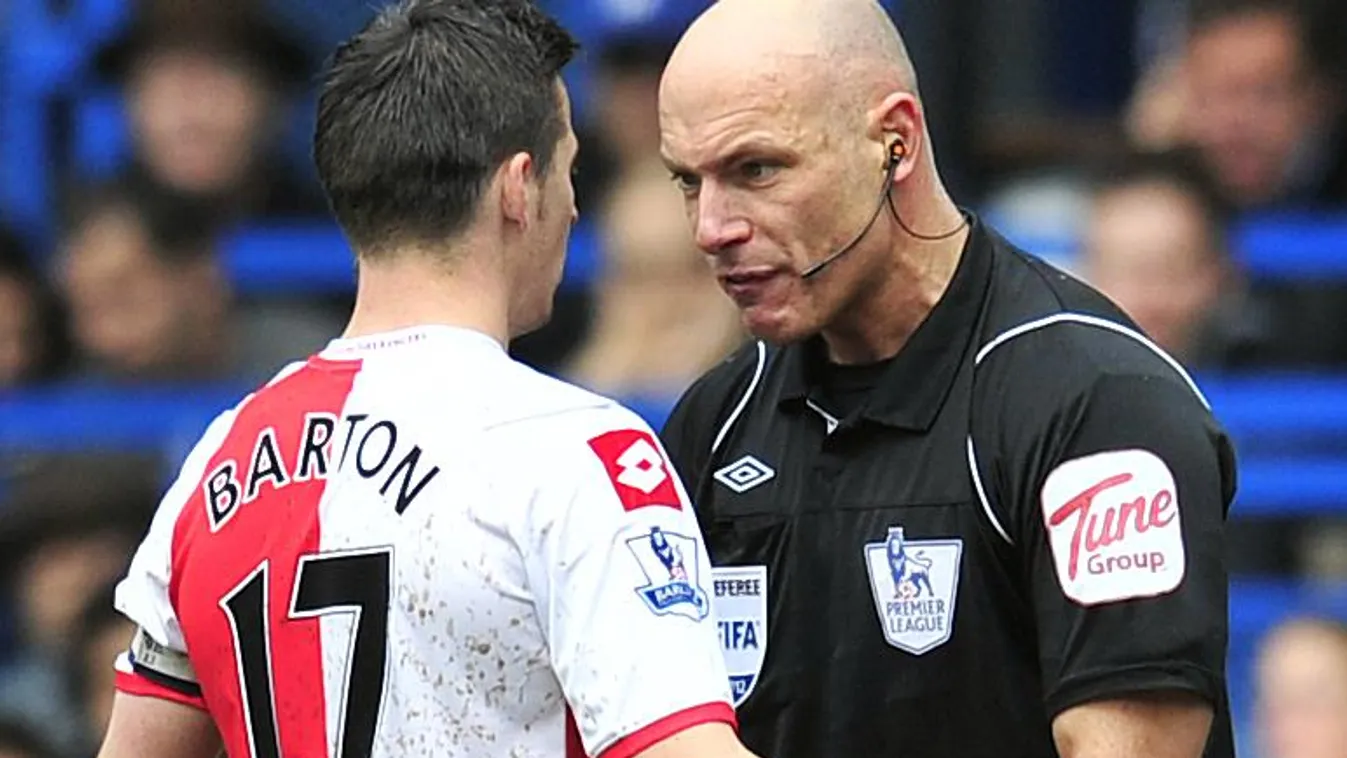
[343,253,510,347]
[821,188,967,366]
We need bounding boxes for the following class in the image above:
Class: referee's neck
[822,202,969,365]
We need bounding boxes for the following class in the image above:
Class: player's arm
[98,692,221,758]
[634,722,757,758]
[518,412,760,758]
[994,372,1232,758]
[96,410,238,756]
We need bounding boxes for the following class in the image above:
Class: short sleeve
[520,407,736,758]
[1008,373,1235,717]
[113,408,238,708]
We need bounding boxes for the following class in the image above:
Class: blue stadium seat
[0,381,245,460]
[0,0,130,242]
[219,216,605,296]
[1235,213,1347,280]
[1201,373,1347,447]
[73,87,129,180]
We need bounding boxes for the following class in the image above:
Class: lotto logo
[1041,449,1186,606]
[616,438,668,494]
[588,429,683,511]
[713,455,776,494]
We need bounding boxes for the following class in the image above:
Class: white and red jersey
[113,325,735,758]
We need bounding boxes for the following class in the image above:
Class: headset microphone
[800,139,907,280]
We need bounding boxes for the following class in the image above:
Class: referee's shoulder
[977,247,1206,408]
[665,341,766,431]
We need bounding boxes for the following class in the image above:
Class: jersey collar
[778,213,995,432]
[321,324,506,358]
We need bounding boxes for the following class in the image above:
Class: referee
[657,1,1236,757]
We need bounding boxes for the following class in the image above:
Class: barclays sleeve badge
[863,526,962,655]
[627,527,710,621]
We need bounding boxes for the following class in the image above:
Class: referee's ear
[499,151,540,230]
[867,90,921,182]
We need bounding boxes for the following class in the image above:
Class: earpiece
[887,138,907,169]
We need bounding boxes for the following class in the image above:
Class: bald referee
[657,1,1237,757]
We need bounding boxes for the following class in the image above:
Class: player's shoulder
[186,360,308,458]
[136,362,306,541]
[481,360,658,450]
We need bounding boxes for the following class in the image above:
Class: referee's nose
[695,184,752,256]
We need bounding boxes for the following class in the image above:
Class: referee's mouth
[720,267,786,302]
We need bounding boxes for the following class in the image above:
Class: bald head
[664,0,917,112]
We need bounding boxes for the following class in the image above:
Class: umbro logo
[714,455,776,494]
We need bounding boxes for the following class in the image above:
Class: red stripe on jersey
[169,359,362,758]
[115,669,207,711]
[600,702,738,758]
[565,707,586,757]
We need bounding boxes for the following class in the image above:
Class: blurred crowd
[1,0,1347,756]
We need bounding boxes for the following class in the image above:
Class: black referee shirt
[662,217,1237,758]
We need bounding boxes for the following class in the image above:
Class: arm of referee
[997,371,1236,758]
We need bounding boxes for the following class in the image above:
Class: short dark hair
[1188,0,1344,81]
[314,0,578,255]
[1092,148,1234,252]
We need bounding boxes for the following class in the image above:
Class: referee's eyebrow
[661,152,690,174]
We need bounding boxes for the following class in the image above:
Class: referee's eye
[671,170,702,197]
[739,160,780,185]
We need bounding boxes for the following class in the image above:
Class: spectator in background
[0,718,57,758]
[0,231,67,389]
[0,455,159,757]
[565,36,744,409]
[1081,149,1273,368]
[1256,617,1347,758]
[93,0,326,223]
[57,182,335,384]
[1135,0,1347,210]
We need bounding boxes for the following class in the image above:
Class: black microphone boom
[799,140,969,280]
[799,177,894,279]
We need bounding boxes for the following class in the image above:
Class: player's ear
[499,151,538,229]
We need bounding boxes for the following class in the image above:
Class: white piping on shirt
[711,340,769,456]
[967,312,1208,545]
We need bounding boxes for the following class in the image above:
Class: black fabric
[661,216,1236,758]
[130,660,203,699]
[810,355,892,421]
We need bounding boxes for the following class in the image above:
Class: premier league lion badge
[863,526,962,655]
[627,526,710,622]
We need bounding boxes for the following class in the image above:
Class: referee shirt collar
[779,213,994,431]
